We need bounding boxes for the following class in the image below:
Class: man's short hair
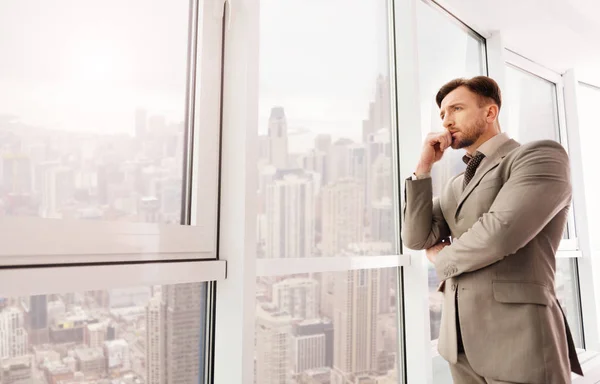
[436,76,502,110]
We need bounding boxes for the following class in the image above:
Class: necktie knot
[463,152,485,188]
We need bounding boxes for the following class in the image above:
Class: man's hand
[415,131,453,175]
[426,241,450,264]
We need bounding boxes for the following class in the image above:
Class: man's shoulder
[507,139,568,159]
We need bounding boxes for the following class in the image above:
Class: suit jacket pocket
[492,281,553,306]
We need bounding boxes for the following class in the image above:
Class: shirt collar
[462,132,510,164]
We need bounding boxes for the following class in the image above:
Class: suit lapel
[454,139,520,218]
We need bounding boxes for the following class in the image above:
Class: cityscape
[254,75,403,384]
[0,111,207,384]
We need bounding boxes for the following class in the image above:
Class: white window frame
[0,0,224,266]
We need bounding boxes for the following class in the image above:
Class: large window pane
[577,83,600,253]
[504,64,560,144]
[255,269,400,383]
[415,0,486,340]
[415,1,486,381]
[0,282,207,383]
[257,0,397,260]
[0,1,191,225]
[504,65,583,346]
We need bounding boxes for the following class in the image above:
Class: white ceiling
[437,0,600,85]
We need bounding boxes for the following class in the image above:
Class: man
[402,76,582,383]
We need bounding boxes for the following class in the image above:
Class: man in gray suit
[402,76,583,383]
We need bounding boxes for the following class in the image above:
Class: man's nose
[443,116,454,129]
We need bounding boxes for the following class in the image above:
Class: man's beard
[451,118,486,149]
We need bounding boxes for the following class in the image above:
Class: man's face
[439,86,488,150]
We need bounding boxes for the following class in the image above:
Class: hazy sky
[0,0,189,134]
[0,0,479,143]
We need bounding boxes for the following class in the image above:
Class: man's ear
[486,104,499,122]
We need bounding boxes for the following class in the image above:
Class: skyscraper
[266,169,315,259]
[333,269,379,378]
[255,304,292,384]
[273,278,319,320]
[321,179,365,257]
[0,307,28,359]
[146,295,165,384]
[27,295,49,345]
[163,283,204,384]
[268,107,289,169]
[291,319,334,374]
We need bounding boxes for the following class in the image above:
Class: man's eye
[454,106,461,111]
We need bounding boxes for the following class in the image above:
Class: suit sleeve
[434,141,572,281]
[401,177,451,250]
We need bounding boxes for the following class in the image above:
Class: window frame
[0,0,223,266]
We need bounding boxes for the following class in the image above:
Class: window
[255,0,403,382]
[0,0,221,264]
[415,1,486,380]
[0,1,225,383]
[504,53,584,348]
[0,283,207,383]
[255,269,400,383]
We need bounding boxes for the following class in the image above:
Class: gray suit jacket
[402,139,582,383]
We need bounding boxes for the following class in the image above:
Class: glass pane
[257,0,397,259]
[0,1,192,224]
[416,0,486,335]
[255,268,400,382]
[577,83,600,253]
[0,282,207,383]
[556,258,584,348]
[504,64,560,144]
[416,1,486,381]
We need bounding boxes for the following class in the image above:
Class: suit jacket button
[451,284,457,291]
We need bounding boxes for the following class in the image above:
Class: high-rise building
[0,307,28,359]
[362,75,391,144]
[146,295,165,384]
[0,154,32,195]
[27,295,49,345]
[163,283,204,384]
[266,169,315,259]
[370,198,393,244]
[273,278,319,320]
[333,269,379,378]
[291,319,334,374]
[255,304,292,384]
[40,165,75,219]
[314,134,332,154]
[268,107,289,169]
[321,179,365,257]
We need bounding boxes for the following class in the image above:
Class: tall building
[327,139,353,184]
[321,179,365,257]
[362,75,391,144]
[365,129,392,206]
[146,295,165,384]
[255,304,292,384]
[0,154,32,195]
[370,198,393,244]
[273,278,319,320]
[266,169,315,259]
[268,107,289,169]
[333,269,379,378]
[163,283,204,384]
[27,295,49,345]
[40,165,75,219]
[291,319,334,374]
[0,307,28,359]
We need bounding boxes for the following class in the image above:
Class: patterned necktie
[463,152,486,188]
